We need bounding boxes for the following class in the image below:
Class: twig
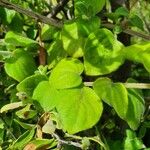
[52,133,82,148]
[84,82,150,89]
[49,0,69,18]
[1,0,150,41]
[102,23,150,40]
[0,0,63,28]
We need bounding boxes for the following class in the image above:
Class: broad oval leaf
[32,81,60,112]
[93,78,128,119]
[49,58,83,89]
[17,74,48,97]
[4,49,37,81]
[57,87,103,134]
[84,28,124,76]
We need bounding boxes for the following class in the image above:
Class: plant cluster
[0,0,150,149]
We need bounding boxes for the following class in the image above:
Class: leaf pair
[33,58,103,134]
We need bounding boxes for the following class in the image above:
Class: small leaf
[115,7,129,17]
[129,15,144,30]
[4,49,37,81]
[124,130,145,150]
[0,102,23,113]
[14,119,35,130]
[24,139,56,150]
[5,31,38,47]
[15,104,37,120]
[93,78,128,119]
[75,0,105,16]
[12,129,35,150]
[125,79,145,130]
[49,58,83,89]
[57,87,103,134]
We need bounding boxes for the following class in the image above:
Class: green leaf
[17,74,48,97]
[15,104,37,120]
[61,20,85,57]
[47,40,67,69]
[5,31,38,47]
[93,78,128,119]
[124,130,145,150]
[84,28,124,75]
[32,81,60,112]
[61,18,100,57]
[57,87,103,134]
[41,24,60,41]
[129,15,144,30]
[115,7,129,17]
[123,42,150,73]
[125,79,145,130]
[4,49,37,81]
[12,129,35,150]
[75,0,105,16]
[14,119,35,130]
[49,58,83,89]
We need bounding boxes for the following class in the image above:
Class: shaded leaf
[84,28,124,75]
[12,129,35,150]
[4,49,37,81]
[17,74,48,97]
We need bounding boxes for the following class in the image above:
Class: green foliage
[0,0,150,149]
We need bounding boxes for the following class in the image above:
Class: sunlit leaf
[49,58,83,89]
[57,87,103,134]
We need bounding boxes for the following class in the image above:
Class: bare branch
[0,0,63,28]
[84,82,150,89]
[49,0,69,18]
[52,133,82,148]
[102,23,150,40]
